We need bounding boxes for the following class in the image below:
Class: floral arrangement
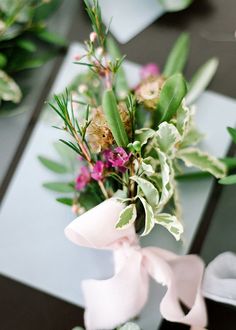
[0,0,65,109]
[39,0,230,328]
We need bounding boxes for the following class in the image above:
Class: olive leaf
[102,89,129,147]
[163,33,190,76]
[43,182,75,193]
[38,155,68,173]
[155,213,183,241]
[158,73,187,123]
[185,58,219,105]
[116,204,137,229]
[177,147,226,178]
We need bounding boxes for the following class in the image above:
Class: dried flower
[86,103,131,153]
[140,63,160,80]
[104,147,131,172]
[135,76,165,110]
[76,166,91,190]
[91,161,105,181]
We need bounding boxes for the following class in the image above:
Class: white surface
[0,43,236,329]
[203,252,236,307]
[98,0,165,43]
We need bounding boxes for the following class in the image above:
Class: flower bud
[90,32,97,43]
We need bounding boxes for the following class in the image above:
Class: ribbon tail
[144,248,207,328]
[82,250,149,330]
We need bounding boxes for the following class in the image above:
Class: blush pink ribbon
[65,198,207,330]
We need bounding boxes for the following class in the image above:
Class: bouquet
[40,0,229,328]
[0,0,65,109]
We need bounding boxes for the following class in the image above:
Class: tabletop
[0,0,236,329]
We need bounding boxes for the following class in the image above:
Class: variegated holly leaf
[156,149,174,211]
[155,213,183,241]
[0,70,22,103]
[131,176,159,209]
[116,204,137,229]
[138,196,155,236]
[135,128,155,146]
[141,158,155,176]
[180,127,204,148]
[177,147,226,178]
[156,122,181,155]
[176,103,191,136]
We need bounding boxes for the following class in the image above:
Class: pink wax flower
[76,166,91,190]
[140,63,160,80]
[104,147,131,172]
[91,161,105,181]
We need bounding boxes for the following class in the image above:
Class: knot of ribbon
[65,198,207,330]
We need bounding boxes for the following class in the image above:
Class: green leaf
[138,196,155,236]
[33,0,63,21]
[163,33,190,76]
[56,197,73,206]
[102,89,129,147]
[17,39,37,52]
[135,128,155,146]
[227,127,236,144]
[219,174,236,185]
[116,204,137,229]
[131,176,159,209]
[141,158,155,176]
[185,58,219,105]
[155,213,183,240]
[107,36,129,99]
[43,182,75,193]
[177,147,226,178]
[158,73,187,123]
[36,30,67,47]
[176,104,190,135]
[175,171,211,181]
[221,157,236,170]
[38,156,68,173]
[160,0,193,12]
[156,122,181,155]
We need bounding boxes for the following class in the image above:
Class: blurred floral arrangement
[39,0,231,328]
[0,0,65,109]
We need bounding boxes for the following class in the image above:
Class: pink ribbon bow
[65,199,207,330]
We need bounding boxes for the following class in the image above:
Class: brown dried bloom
[135,75,165,110]
[86,102,131,153]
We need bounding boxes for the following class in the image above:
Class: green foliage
[43,182,75,193]
[219,175,236,185]
[56,197,73,206]
[116,204,137,229]
[158,73,187,123]
[185,58,219,105]
[102,89,129,147]
[155,213,183,241]
[38,155,68,173]
[227,127,236,144]
[163,33,190,76]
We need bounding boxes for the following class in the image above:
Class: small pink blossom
[104,147,131,172]
[140,63,160,80]
[91,161,105,181]
[90,32,97,42]
[76,166,91,190]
